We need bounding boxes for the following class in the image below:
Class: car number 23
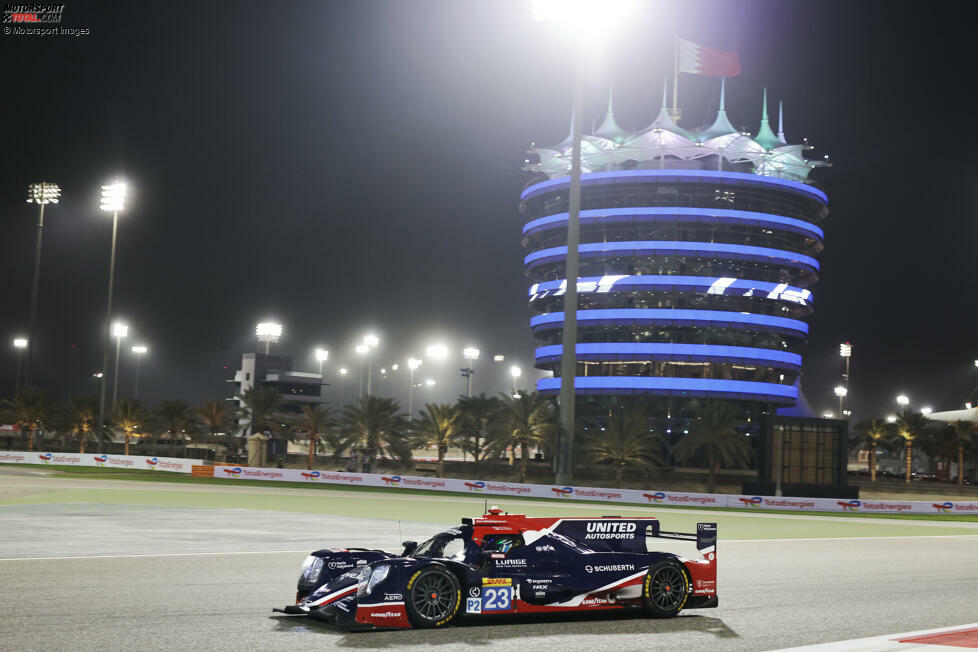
[482,586,513,611]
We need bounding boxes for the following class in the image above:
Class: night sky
[2,0,977,419]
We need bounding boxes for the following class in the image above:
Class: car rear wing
[655,523,717,597]
[656,522,717,551]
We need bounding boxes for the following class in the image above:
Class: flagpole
[672,35,680,122]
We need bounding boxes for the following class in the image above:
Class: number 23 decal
[482,586,513,611]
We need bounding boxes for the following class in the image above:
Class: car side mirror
[401,541,417,556]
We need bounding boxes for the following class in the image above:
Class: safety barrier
[0,450,202,473]
[3,451,976,514]
[205,464,978,515]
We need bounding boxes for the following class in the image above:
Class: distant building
[521,83,830,414]
[228,352,324,423]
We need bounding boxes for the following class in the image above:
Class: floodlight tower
[24,182,60,387]
[407,357,422,414]
[131,345,148,400]
[839,342,852,416]
[315,347,329,378]
[111,321,128,405]
[362,334,379,395]
[12,337,28,393]
[510,365,522,393]
[461,346,480,396]
[256,321,283,354]
[833,385,847,420]
[96,180,128,450]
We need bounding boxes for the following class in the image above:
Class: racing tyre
[404,565,462,628]
[641,559,690,618]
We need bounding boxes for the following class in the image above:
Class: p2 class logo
[465,481,485,492]
[466,597,482,614]
[301,471,321,480]
[551,486,574,497]
[381,475,401,486]
[738,496,763,507]
[838,500,860,511]
[933,502,953,513]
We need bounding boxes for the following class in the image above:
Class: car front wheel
[404,565,462,628]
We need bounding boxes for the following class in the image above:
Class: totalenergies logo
[838,500,861,512]
[465,481,485,492]
[39,453,52,464]
[738,496,763,507]
[933,502,953,513]
[93,455,108,466]
[551,486,573,497]
[301,471,321,481]
[223,467,243,477]
[381,475,401,486]
[643,491,666,504]
[146,457,159,469]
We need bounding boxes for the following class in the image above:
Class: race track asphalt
[1,469,977,651]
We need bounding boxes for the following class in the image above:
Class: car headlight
[299,556,324,584]
[366,564,390,594]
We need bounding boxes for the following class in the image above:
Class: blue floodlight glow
[522,207,823,241]
[524,241,819,272]
[535,376,798,403]
[529,309,809,336]
[528,276,812,306]
[534,343,802,369]
[520,169,828,204]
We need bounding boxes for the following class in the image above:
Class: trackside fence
[3,451,977,515]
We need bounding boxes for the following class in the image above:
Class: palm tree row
[851,413,978,484]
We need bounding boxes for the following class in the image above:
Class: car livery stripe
[355,602,405,607]
[306,585,357,606]
[544,569,649,608]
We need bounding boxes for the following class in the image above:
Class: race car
[276,507,717,630]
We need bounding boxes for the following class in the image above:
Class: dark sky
[2,0,977,418]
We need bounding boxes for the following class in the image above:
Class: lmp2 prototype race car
[276,507,717,630]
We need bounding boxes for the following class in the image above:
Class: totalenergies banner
[205,464,978,515]
[0,451,201,473]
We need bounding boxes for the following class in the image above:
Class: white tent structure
[524,80,830,183]
[925,407,978,423]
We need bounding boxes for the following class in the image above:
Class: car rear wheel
[404,565,461,628]
[642,560,690,618]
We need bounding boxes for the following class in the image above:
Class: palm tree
[492,391,556,483]
[851,418,888,482]
[154,399,194,457]
[236,387,286,460]
[197,400,239,461]
[455,393,500,463]
[64,396,97,453]
[0,387,51,452]
[113,398,146,456]
[588,403,664,488]
[293,404,337,470]
[892,410,929,482]
[950,422,973,485]
[340,395,412,465]
[672,400,750,493]
[412,403,461,477]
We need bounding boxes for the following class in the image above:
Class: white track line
[0,550,311,561]
[776,622,978,651]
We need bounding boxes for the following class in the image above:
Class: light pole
[461,346,480,396]
[839,342,852,417]
[920,406,932,416]
[315,347,329,376]
[24,182,60,387]
[426,343,448,361]
[12,338,28,394]
[131,345,148,400]
[896,394,910,411]
[111,322,128,406]
[510,365,522,394]
[363,334,379,395]
[407,357,422,414]
[356,344,369,397]
[833,385,847,419]
[256,321,282,354]
[96,180,127,451]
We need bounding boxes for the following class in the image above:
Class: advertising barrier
[0,451,202,473]
[4,451,977,513]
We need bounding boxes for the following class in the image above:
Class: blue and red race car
[277,507,717,629]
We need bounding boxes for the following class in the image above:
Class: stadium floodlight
[886,414,897,423]
[896,394,910,407]
[315,348,329,362]
[463,346,480,361]
[839,342,852,358]
[493,354,505,362]
[921,407,933,416]
[13,337,28,349]
[24,182,61,388]
[426,343,448,360]
[407,358,422,370]
[822,411,834,419]
[131,345,148,400]
[339,368,348,376]
[96,179,130,453]
[510,365,522,378]
[391,363,399,371]
[363,334,380,348]
[355,344,369,355]
[424,378,436,387]
[112,322,129,339]
[12,337,28,394]
[833,385,848,418]
[834,386,848,397]
[256,321,283,354]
